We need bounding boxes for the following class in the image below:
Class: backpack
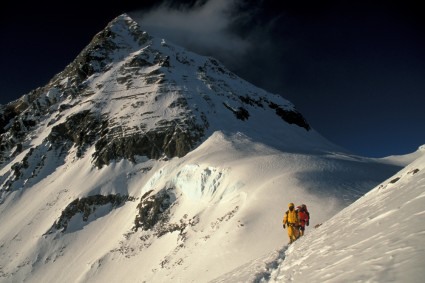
[301,204,310,220]
[285,209,299,224]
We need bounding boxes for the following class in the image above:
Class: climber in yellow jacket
[283,202,300,244]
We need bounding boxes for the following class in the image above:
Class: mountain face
[0,15,404,282]
[0,14,311,174]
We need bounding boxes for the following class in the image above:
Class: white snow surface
[0,130,416,282]
[0,14,422,282]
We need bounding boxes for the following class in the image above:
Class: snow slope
[256,149,425,283]
[0,14,414,282]
[377,144,425,166]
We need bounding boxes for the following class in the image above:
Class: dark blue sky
[1,1,424,157]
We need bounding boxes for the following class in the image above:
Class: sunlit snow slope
[0,14,408,282]
[265,147,425,283]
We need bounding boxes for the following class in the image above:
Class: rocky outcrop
[93,119,204,168]
[222,95,310,130]
[44,110,203,168]
[223,103,250,121]
[268,102,310,131]
[50,15,151,90]
[49,194,131,233]
[134,188,179,235]
[48,110,104,157]
[36,108,204,169]
[0,146,49,192]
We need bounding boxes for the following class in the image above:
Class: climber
[297,204,310,236]
[282,202,300,244]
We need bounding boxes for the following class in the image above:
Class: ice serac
[0,14,406,283]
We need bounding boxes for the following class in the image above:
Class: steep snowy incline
[266,148,425,282]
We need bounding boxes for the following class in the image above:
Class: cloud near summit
[130,0,251,66]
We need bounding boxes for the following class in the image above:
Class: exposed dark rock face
[49,15,151,91]
[10,149,32,179]
[0,105,19,135]
[134,188,177,233]
[47,110,104,157]
[45,109,205,168]
[49,194,131,233]
[0,146,50,192]
[93,119,204,168]
[223,103,250,121]
[238,95,265,108]
[268,102,311,131]
[0,100,39,164]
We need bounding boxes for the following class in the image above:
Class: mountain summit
[0,15,404,282]
[1,14,318,173]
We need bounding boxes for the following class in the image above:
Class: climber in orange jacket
[283,202,300,244]
[297,204,310,236]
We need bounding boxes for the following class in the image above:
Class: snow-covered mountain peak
[1,14,325,173]
[108,13,139,30]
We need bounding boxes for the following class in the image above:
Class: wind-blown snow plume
[131,0,252,68]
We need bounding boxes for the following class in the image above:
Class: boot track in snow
[253,246,288,282]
